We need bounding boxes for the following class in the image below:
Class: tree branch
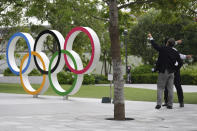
[45,43,55,53]
[188,8,197,15]
[118,0,155,10]
[71,4,109,22]
[89,14,109,22]
[103,0,109,6]
[0,5,10,15]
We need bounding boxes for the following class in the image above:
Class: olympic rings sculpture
[6,27,101,96]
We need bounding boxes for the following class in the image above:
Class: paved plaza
[0,93,197,131]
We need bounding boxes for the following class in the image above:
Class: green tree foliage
[24,0,111,68]
[0,0,26,26]
[129,10,197,64]
[128,11,157,65]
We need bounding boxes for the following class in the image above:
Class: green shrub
[57,71,74,84]
[181,73,197,85]
[3,68,16,76]
[57,72,96,85]
[130,63,197,84]
[0,55,4,60]
[83,74,95,84]
[181,68,197,75]
[131,73,158,84]
[94,74,110,84]
[131,65,153,74]
[4,68,41,76]
[131,72,197,85]
[29,69,41,76]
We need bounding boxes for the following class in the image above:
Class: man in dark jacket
[148,33,183,109]
[163,39,192,108]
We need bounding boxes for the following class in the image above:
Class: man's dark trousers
[164,69,184,104]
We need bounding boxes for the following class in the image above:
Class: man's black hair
[167,38,175,47]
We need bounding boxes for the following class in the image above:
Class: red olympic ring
[64,27,100,74]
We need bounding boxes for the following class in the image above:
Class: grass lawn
[0,83,197,104]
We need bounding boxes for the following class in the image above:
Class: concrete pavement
[0,93,197,131]
[0,76,43,84]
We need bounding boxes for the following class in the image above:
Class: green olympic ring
[48,50,78,96]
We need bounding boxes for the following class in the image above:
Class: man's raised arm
[148,33,162,52]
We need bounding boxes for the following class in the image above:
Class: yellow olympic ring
[19,51,46,95]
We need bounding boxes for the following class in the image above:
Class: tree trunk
[104,51,108,76]
[109,0,125,120]
[101,62,103,75]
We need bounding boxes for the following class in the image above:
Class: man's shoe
[167,106,173,109]
[180,102,184,107]
[155,105,161,109]
[162,103,168,106]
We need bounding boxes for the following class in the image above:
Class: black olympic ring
[33,30,61,74]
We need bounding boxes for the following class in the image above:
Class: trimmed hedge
[181,73,197,85]
[131,73,197,85]
[3,68,41,76]
[3,67,109,84]
[57,72,109,85]
[29,69,41,76]
[130,64,197,85]
[57,71,96,85]
[94,74,110,84]
[83,74,95,84]
[57,71,73,84]
[131,73,157,84]
[3,68,16,76]
[131,65,153,74]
